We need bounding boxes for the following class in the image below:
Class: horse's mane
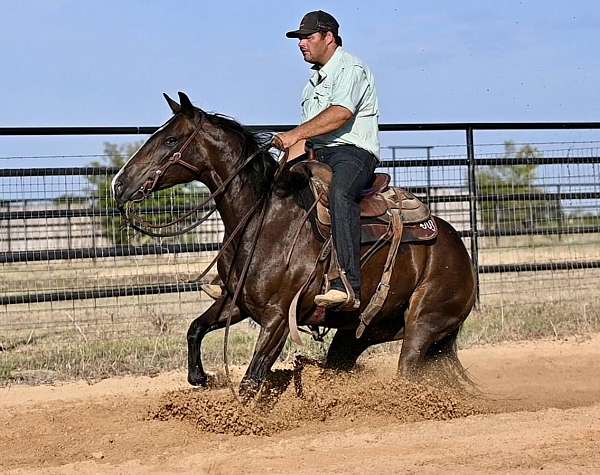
[204,112,307,199]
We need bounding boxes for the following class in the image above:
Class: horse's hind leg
[326,317,404,371]
[398,285,466,379]
[187,298,245,387]
[325,329,371,371]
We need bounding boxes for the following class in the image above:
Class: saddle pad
[360,217,438,245]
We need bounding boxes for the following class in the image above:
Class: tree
[476,141,562,232]
[87,142,210,245]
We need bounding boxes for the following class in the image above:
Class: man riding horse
[205,10,380,310]
[109,9,476,394]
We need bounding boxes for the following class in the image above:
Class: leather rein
[119,119,285,401]
[121,118,274,238]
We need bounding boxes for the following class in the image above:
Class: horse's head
[112,92,209,209]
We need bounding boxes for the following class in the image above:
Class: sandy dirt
[2,334,600,474]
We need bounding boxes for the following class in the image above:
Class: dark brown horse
[112,92,476,396]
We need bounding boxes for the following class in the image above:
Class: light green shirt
[301,47,380,158]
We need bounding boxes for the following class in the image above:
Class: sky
[0,0,599,165]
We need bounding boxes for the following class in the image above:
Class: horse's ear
[177,91,196,118]
[163,93,181,114]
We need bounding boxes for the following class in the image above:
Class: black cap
[286,10,339,38]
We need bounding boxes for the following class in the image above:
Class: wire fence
[2,124,600,347]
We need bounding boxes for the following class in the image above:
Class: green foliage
[86,141,141,245]
[476,142,562,231]
[87,141,209,245]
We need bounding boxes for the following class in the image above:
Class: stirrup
[200,283,223,300]
[338,298,361,311]
[315,292,360,311]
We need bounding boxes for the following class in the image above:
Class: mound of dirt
[151,364,485,436]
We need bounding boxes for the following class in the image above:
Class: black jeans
[316,145,378,294]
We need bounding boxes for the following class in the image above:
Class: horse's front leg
[187,297,245,387]
[239,310,289,398]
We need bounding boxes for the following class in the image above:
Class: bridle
[121,116,275,238]
[133,120,204,202]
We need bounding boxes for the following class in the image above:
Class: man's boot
[199,275,223,300]
[314,288,360,310]
[314,289,349,308]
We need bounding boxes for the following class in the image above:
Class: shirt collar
[309,47,343,86]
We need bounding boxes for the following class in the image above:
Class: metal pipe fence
[2,122,600,343]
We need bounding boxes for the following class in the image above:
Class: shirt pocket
[313,82,332,107]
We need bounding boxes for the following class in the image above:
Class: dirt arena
[2,334,600,474]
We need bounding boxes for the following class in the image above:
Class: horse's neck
[211,171,304,254]
[213,177,262,234]
[201,148,307,258]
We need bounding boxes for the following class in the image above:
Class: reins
[221,154,288,401]
[121,119,274,238]
[187,199,265,284]
[119,118,285,401]
[222,195,272,400]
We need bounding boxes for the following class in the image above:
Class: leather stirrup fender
[356,207,404,338]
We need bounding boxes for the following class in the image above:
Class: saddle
[287,160,439,345]
[289,160,438,244]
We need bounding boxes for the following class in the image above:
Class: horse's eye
[165,137,178,146]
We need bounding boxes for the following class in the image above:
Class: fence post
[494,201,500,246]
[23,199,28,252]
[466,127,480,302]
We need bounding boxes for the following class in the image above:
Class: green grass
[1,336,185,384]
[0,323,331,385]
[459,300,600,346]
[2,300,600,386]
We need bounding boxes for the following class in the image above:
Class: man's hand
[274,106,352,151]
[273,130,301,150]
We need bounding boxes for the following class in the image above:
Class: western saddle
[287,160,438,343]
[289,160,437,245]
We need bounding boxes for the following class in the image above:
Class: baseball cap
[286,10,339,38]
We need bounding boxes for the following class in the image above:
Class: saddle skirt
[290,160,438,244]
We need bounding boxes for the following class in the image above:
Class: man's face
[298,32,329,65]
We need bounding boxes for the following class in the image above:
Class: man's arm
[286,139,307,161]
[274,105,353,151]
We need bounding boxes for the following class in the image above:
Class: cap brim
[286,28,319,38]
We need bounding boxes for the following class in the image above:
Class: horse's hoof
[187,372,209,388]
[238,378,261,401]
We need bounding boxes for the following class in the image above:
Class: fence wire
[1,141,600,346]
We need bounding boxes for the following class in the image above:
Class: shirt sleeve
[329,65,369,115]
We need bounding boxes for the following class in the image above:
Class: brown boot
[200,283,223,300]
[314,289,360,309]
